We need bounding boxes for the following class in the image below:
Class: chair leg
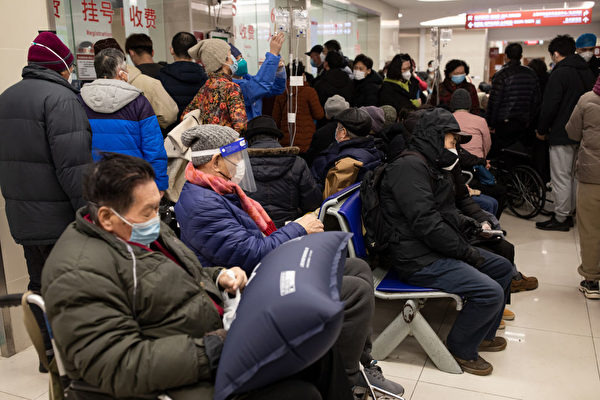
[371,303,412,360]
[409,311,462,374]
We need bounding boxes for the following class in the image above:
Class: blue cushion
[337,191,367,259]
[214,231,352,400]
[377,269,437,293]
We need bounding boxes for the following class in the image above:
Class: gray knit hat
[450,88,472,112]
[324,95,350,119]
[381,105,397,127]
[181,125,239,166]
[188,39,230,73]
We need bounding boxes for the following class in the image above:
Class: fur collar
[248,146,300,157]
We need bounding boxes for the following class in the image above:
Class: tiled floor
[1,214,599,400]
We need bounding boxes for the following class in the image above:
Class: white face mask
[442,148,459,171]
[580,51,594,63]
[428,67,434,72]
[320,53,326,63]
[354,70,366,80]
[31,41,72,84]
[231,161,245,185]
[402,70,412,81]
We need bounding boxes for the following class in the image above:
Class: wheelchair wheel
[506,165,546,219]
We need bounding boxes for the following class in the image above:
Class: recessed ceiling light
[398,13,403,18]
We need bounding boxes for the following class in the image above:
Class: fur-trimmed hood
[247,146,300,157]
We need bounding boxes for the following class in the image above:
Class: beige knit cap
[187,39,230,73]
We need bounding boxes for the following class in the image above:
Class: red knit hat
[28,32,74,72]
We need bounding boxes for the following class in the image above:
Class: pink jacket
[453,110,491,158]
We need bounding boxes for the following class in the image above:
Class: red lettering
[81,0,99,23]
[145,8,157,29]
[100,1,114,24]
[129,5,143,27]
[53,0,60,18]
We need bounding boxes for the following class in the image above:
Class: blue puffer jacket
[175,182,307,274]
[79,79,168,190]
[234,52,286,120]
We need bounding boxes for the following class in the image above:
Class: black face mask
[436,148,459,169]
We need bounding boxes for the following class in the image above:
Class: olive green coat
[42,207,224,399]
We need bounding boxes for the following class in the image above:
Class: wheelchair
[490,143,547,219]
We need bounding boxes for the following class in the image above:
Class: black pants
[23,244,54,351]
[239,348,353,400]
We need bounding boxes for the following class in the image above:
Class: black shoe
[39,362,48,374]
[567,216,574,227]
[535,216,570,231]
[579,280,600,299]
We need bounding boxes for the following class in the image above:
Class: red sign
[466,8,592,29]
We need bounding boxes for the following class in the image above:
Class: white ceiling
[382,0,600,29]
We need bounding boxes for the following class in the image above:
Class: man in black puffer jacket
[314,51,353,106]
[246,116,322,227]
[379,108,514,376]
[0,32,92,365]
[486,43,541,155]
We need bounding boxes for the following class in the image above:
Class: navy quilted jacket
[175,182,307,274]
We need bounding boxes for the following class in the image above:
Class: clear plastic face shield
[191,138,257,192]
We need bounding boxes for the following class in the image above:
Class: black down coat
[351,71,383,107]
[377,80,417,116]
[0,65,92,245]
[379,108,482,280]
[486,60,541,128]
[538,54,595,145]
[158,61,208,119]
[248,137,322,228]
[314,68,354,106]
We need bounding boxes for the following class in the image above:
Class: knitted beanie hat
[337,108,372,137]
[359,106,385,134]
[188,39,230,73]
[450,88,472,112]
[381,105,397,126]
[28,32,74,72]
[324,95,350,119]
[182,125,240,166]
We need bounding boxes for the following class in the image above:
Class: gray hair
[94,48,127,79]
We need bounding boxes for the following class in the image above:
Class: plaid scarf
[185,163,277,236]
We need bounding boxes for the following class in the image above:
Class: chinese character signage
[466,8,592,29]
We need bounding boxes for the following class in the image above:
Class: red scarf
[185,163,277,236]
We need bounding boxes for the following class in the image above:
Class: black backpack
[359,163,388,268]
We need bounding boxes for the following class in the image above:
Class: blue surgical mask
[111,208,161,246]
[228,54,239,75]
[310,59,318,68]
[236,58,248,76]
[451,74,466,85]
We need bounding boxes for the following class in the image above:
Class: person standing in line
[566,75,600,299]
[575,33,599,79]
[0,32,92,371]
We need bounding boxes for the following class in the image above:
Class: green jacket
[41,207,224,399]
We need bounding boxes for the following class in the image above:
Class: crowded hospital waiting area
[0,0,599,399]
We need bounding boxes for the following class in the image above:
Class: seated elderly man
[311,108,384,199]
[379,108,514,376]
[41,153,351,400]
[174,125,405,397]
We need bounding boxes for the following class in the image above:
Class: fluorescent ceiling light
[398,13,403,18]
[381,20,400,28]
[420,13,466,27]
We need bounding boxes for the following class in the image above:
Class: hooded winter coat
[127,64,178,130]
[566,85,600,184]
[311,136,383,199]
[175,182,307,274]
[42,208,223,399]
[158,61,208,119]
[379,108,483,280]
[314,68,354,106]
[0,65,92,245]
[538,54,595,145]
[351,71,383,107]
[248,137,322,228]
[79,79,169,190]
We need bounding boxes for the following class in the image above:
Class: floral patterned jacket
[182,72,247,132]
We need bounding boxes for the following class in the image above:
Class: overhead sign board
[466,8,592,29]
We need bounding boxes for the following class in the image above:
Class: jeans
[472,194,498,216]
[405,248,514,360]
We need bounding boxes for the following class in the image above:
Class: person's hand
[297,213,324,234]
[485,160,491,170]
[218,267,248,294]
[278,58,285,71]
[535,130,546,141]
[269,32,285,56]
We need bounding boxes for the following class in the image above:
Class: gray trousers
[549,144,578,219]
[337,258,374,376]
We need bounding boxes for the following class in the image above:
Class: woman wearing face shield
[175,125,324,275]
[182,39,247,133]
